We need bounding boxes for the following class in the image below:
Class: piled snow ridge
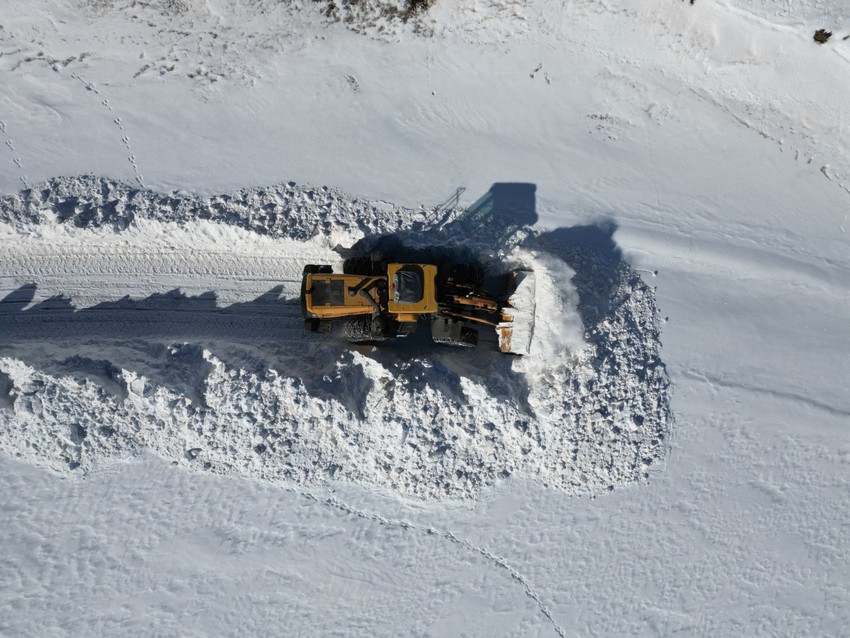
[0,177,671,499]
[0,175,429,242]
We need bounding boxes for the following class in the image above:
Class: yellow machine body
[304,264,438,322]
[302,260,535,355]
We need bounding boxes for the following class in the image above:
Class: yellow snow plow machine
[301,256,536,355]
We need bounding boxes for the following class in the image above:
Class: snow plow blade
[497,270,536,356]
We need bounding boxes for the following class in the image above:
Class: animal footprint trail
[67,76,146,188]
[0,119,28,188]
[70,72,100,95]
[316,490,568,638]
[529,63,551,84]
[114,114,145,187]
[345,74,360,93]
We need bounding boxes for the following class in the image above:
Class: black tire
[304,264,333,275]
[343,254,388,276]
[343,257,371,276]
[431,316,478,347]
[304,318,332,333]
[458,326,479,346]
[396,320,419,337]
[433,331,477,348]
[344,315,386,343]
[447,264,485,287]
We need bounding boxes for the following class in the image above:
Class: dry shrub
[813,29,832,44]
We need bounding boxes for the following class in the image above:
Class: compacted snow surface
[1,0,850,636]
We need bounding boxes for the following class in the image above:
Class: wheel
[433,331,477,348]
[458,326,479,346]
[395,321,419,337]
[344,316,386,343]
[304,264,333,275]
[304,318,332,333]
[343,257,371,275]
[431,316,478,347]
[343,254,387,276]
[446,263,485,287]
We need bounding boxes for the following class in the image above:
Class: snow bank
[0,177,670,499]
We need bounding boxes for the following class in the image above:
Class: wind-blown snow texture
[0,176,670,499]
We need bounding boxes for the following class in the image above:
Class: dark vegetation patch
[814,29,832,44]
[316,0,435,22]
[313,0,437,35]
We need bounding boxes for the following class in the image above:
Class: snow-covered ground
[1,0,849,635]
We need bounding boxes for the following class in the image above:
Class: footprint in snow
[345,74,360,93]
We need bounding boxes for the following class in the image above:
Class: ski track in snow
[0,176,671,500]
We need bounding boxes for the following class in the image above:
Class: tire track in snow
[0,232,329,308]
[0,223,338,345]
[304,489,568,638]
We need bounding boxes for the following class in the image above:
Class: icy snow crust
[0,176,670,499]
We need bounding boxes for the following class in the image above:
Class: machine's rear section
[301,257,536,355]
[302,264,423,342]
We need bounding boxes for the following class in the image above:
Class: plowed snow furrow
[0,177,671,501]
[0,237,333,307]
